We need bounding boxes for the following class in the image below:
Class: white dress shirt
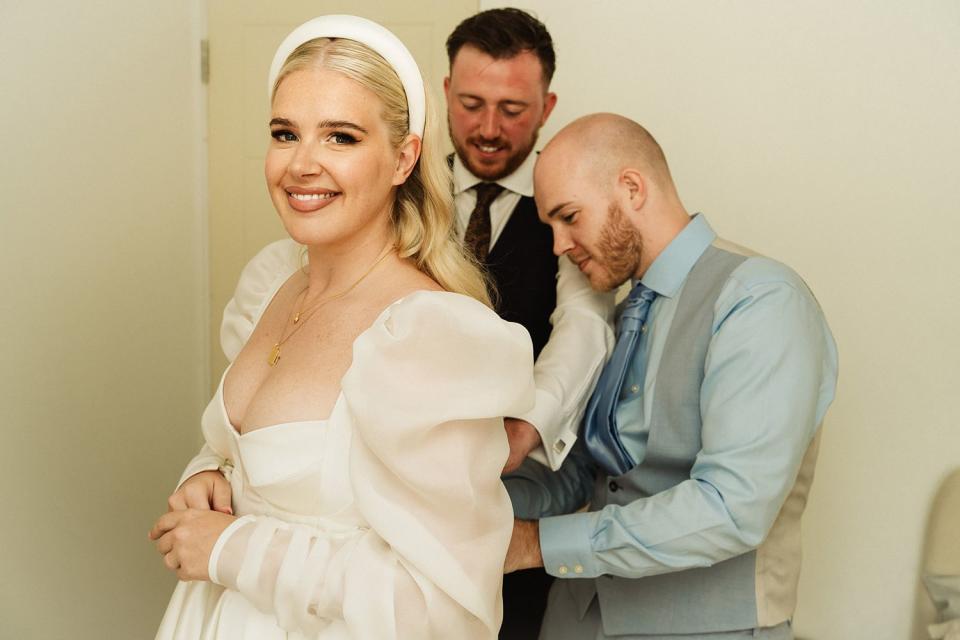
[452,153,615,469]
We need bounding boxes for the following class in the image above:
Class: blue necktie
[583,283,657,476]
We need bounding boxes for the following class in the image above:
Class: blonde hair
[273,38,492,307]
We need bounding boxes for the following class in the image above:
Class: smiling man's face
[444,45,556,181]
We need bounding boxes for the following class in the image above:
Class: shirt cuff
[539,511,600,579]
[520,389,578,471]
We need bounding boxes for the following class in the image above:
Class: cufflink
[553,439,566,454]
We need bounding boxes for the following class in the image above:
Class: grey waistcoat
[568,246,770,635]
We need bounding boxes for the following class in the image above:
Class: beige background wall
[0,2,207,638]
[487,1,960,638]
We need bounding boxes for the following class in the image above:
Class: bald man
[502,114,839,639]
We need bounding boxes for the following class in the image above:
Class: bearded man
[444,12,615,638]
[503,113,839,640]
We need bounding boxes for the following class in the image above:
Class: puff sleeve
[176,240,301,488]
[207,292,536,638]
[220,240,302,362]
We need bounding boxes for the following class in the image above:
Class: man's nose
[552,228,573,257]
[479,108,501,140]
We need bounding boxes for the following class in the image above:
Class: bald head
[538,113,675,196]
[534,113,689,288]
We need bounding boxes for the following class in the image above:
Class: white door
[207,0,477,382]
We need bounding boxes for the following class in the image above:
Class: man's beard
[593,202,643,291]
[448,119,538,182]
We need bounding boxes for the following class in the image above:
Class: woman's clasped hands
[148,470,236,582]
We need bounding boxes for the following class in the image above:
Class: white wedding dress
[156,241,534,639]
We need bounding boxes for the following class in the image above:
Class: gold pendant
[293,311,301,323]
[268,343,281,366]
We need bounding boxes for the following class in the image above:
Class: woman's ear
[392,134,422,185]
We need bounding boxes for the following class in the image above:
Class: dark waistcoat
[484,195,557,358]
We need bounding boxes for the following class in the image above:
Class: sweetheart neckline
[216,363,335,438]
[218,286,456,437]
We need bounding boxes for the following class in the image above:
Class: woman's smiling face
[265,67,402,250]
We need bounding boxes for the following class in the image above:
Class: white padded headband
[268,15,426,137]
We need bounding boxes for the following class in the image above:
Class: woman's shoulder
[374,290,510,342]
[342,289,535,422]
[239,240,302,288]
[221,240,301,361]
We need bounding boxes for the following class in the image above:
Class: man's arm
[510,257,614,471]
[504,437,597,520]
[532,270,838,580]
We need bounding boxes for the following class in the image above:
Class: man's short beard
[595,202,643,291]
[448,118,538,181]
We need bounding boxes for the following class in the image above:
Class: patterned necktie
[582,282,658,476]
[463,182,504,262]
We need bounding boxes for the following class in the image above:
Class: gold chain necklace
[268,245,394,366]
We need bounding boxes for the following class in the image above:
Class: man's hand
[504,518,543,573]
[148,509,236,582]
[167,470,233,514]
[503,418,542,473]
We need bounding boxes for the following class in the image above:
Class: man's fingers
[502,453,523,474]
[211,477,233,515]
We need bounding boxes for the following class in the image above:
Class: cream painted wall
[484,1,960,638]
[0,2,207,638]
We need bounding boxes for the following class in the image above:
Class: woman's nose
[288,140,322,177]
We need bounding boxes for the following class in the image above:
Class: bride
[149,15,534,639]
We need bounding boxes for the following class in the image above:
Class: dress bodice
[201,366,364,532]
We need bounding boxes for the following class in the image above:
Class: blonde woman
[150,15,533,639]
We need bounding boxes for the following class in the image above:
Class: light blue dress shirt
[507,214,839,580]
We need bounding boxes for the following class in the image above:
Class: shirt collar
[640,213,716,298]
[451,149,537,198]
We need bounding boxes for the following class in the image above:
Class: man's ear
[540,92,558,126]
[392,134,422,185]
[618,168,647,211]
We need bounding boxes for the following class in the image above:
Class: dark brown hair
[446,8,555,84]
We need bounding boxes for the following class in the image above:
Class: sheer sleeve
[175,240,300,489]
[208,292,536,638]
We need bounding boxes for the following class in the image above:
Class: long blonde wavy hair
[272,38,492,307]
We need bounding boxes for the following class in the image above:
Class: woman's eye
[271,129,297,143]
[562,212,577,224]
[331,132,358,145]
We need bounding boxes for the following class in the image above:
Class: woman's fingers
[166,491,187,512]
[162,548,180,572]
[183,481,213,510]
[211,476,233,515]
[148,511,181,540]
[154,531,174,555]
